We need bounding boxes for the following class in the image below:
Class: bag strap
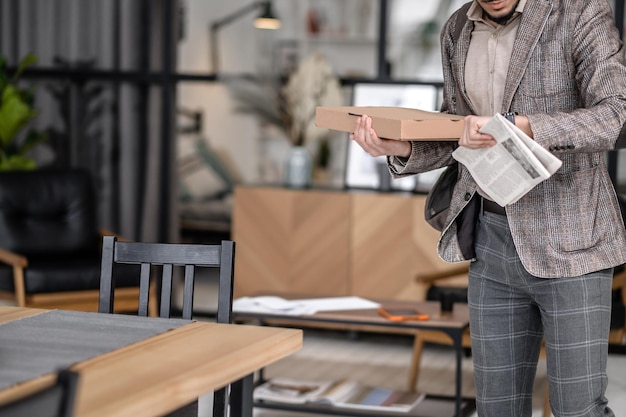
[453,2,472,42]
[451,2,473,117]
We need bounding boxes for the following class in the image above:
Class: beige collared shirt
[464,0,526,202]
[390,0,526,172]
[465,0,526,115]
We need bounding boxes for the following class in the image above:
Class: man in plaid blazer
[351,0,626,415]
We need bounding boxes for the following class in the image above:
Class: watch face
[502,112,515,124]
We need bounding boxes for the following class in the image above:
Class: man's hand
[459,115,497,149]
[349,115,411,158]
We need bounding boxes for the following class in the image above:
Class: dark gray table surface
[0,309,189,390]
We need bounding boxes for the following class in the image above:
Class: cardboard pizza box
[315,106,464,141]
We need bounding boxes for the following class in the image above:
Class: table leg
[230,373,254,417]
[163,400,198,417]
[450,330,463,417]
[213,387,227,417]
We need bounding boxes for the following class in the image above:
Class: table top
[0,306,302,417]
[233,298,470,333]
[0,308,191,391]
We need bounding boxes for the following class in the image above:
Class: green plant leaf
[0,154,37,171]
[0,85,36,145]
[11,53,37,83]
[0,53,44,170]
[19,129,48,155]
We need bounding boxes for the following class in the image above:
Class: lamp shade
[254,1,281,29]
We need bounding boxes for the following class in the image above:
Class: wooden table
[234,299,473,417]
[0,306,302,417]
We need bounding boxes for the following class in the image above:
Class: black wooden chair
[0,168,148,314]
[0,369,80,417]
[98,235,250,417]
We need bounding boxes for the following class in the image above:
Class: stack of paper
[232,296,380,315]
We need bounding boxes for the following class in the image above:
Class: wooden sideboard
[231,186,466,301]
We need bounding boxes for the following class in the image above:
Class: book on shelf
[253,377,425,413]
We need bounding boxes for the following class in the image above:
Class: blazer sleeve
[524,0,626,153]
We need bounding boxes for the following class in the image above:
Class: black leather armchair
[0,168,151,313]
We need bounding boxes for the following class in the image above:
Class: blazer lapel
[451,19,477,115]
[502,0,553,111]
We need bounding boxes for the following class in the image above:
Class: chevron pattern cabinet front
[232,186,350,297]
[231,186,454,301]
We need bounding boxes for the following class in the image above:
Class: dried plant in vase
[224,52,343,166]
[281,52,343,151]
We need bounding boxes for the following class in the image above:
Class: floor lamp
[210,1,281,74]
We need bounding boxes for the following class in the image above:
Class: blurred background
[1,0,625,245]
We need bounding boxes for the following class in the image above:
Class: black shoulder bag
[424,163,459,231]
[423,2,471,232]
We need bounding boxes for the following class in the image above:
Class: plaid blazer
[394,0,626,278]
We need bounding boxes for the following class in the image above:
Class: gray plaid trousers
[468,211,614,417]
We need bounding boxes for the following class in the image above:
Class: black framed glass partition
[0,0,179,242]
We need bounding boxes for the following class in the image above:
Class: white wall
[177,0,265,184]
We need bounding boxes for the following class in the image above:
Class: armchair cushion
[0,169,97,255]
[0,168,140,296]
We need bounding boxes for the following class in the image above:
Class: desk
[234,299,473,417]
[0,306,302,417]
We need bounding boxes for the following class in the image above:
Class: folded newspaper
[452,113,562,206]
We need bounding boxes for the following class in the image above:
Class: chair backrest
[0,369,80,417]
[98,236,237,417]
[98,235,236,321]
[0,168,98,256]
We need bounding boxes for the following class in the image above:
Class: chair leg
[540,340,551,417]
[407,333,426,392]
[229,374,254,417]
[139,283,159,318]
[213,387,228,417]
[609,328,625,345]
[543,385,551,417]
[12,266,26,307]
[163,400,198,417]
[148,285,159,317]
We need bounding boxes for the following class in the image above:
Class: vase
[258,125,291,185]
[283,146,312,188]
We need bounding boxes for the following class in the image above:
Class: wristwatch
[502,112,516,125]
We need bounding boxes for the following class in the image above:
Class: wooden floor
[181,269,626,417]
[252,328,476,417]
[193,327,626,417]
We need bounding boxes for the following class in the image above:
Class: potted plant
[0,53,48,170]
[224,52,343,186]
